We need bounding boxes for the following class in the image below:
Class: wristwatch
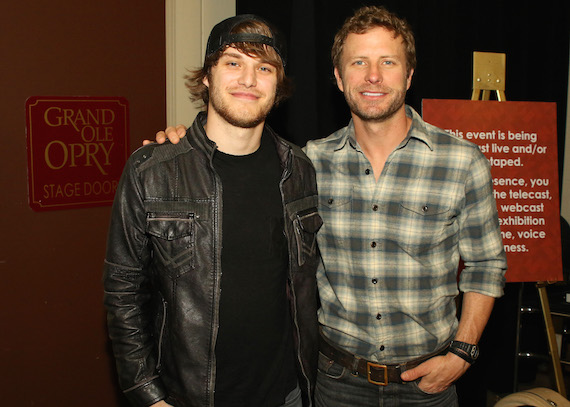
[448,340,479,364]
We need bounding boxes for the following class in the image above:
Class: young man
[104,15,322,407]
[157,6,507,406]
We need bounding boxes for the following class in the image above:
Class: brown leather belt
[319,332,449,386]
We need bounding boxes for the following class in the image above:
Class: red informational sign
[26,96,129,211]
[422,100,562,282]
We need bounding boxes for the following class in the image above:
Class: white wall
[165,0,235,126]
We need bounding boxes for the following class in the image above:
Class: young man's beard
[208,83,275,129]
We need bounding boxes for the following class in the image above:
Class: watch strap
[449,340,479,364]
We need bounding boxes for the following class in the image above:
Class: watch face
[470,346,479,360]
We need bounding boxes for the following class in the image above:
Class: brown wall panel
[1,2,166,405]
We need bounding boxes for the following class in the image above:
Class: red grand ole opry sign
[26,96,129,211]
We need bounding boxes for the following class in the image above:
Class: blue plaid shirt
[304,106,507,363]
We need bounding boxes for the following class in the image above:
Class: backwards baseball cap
[205,14,287,67]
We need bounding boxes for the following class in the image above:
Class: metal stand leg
[513,282,523,393]
[537,282,567,397]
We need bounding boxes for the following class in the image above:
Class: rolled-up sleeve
[458,149,507,298]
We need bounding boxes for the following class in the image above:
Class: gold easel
[471,51,506,101]
[471,51,566,397]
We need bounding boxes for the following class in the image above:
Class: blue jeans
[315,352,458,407]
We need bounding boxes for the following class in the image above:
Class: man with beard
[155,6,507,406]
[104,15,322,407]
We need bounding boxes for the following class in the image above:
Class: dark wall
[237,0,569,180]
[1,2,166,405]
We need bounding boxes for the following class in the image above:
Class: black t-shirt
[212,134,297,406]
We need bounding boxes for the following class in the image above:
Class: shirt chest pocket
[146,212,195,277]
[397,199,456,258]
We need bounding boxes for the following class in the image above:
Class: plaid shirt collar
[332,105,435,153]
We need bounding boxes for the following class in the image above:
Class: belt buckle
[366,361,388,386]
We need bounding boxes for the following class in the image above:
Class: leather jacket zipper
[156,297,167,370]
[208,144,222,407]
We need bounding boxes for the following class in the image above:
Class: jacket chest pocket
[146,212,195,277]
[292,207,323,267]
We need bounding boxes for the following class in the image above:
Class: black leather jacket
[104,113,322,407]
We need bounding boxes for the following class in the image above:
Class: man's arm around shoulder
[145,125,187,145]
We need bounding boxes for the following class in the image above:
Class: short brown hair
[185,19,293,109]
[331,6,416,76]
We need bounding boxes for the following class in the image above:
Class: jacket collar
[188,111,292,169]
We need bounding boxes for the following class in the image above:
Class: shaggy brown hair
[185,20,293,109]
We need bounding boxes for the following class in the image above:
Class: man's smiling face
[334,26,413,123]
[204,47,278,129]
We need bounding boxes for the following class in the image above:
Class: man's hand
[150,401,173,407]
[400,353,469,394]
[143,124,188,145]
[401,292,493,393]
